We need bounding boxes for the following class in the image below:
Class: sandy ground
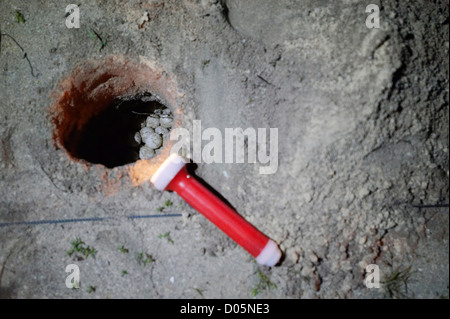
[0,0,448,299]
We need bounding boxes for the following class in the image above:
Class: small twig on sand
[0,31,36,77]
[87,27,107,51]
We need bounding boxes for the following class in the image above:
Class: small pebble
[139,146,155,159]
[146,115,160,128]
[160,115,173,128]
[162,108,171,115]
[144,133,163,149]
[309,252,319,263]
[155,126,169,136]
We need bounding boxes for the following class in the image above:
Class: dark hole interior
[75,93,168,168]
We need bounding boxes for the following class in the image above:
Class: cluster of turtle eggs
[135,108,173,159]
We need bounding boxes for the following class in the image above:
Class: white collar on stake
[151,153,187,191]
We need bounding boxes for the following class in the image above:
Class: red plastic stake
[151,154,282,266]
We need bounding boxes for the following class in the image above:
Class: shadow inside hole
[75,95,168,168]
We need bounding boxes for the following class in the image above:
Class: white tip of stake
[255,240,282,267]
[151,153,186,191]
